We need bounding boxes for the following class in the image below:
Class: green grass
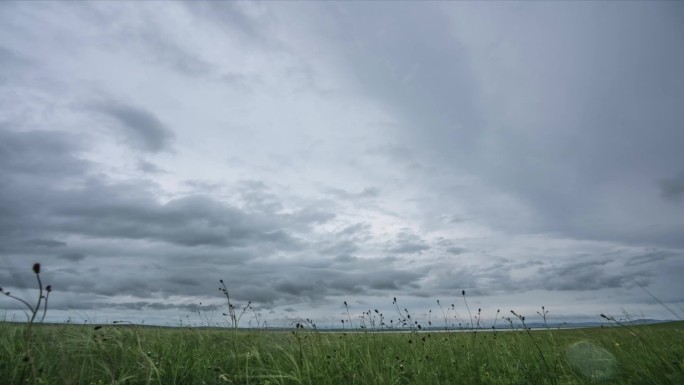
[1,321,682,385]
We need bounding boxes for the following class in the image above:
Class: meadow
[0,318,682,385]
[1,265,683,384]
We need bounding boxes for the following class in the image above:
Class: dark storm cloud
[659,172,684,203]
[93,102,175,153]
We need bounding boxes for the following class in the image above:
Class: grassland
[2,266,682,384]
[1,320,682,385]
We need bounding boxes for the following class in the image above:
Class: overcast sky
[1,1,683,327]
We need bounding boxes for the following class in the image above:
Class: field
[1,320,683,385]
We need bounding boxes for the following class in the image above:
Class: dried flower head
[33,263,41,274]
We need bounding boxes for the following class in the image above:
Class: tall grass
[1,265,683,384]
[0,320,682,384]
[1,263,52,385]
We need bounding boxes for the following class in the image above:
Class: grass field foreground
[1,320,683,385]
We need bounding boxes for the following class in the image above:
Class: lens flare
[565,340,618,381]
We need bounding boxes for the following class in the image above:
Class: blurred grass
[0,321,682,385]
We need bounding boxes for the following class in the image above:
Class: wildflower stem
[462,290,473,330]
[29,272,43,326]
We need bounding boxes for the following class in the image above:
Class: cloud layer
[1,2,682,326]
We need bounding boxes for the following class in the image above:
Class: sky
[1,1,683,327]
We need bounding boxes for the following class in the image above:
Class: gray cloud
[320,240,359,257]
[302,2,684,248]
[133,26,213,77]
[0,129,87,179]
[184,179,224,193]
[0,127,425,312]
[269,267,422,301]
[233,180,284,213]
[0,45,30,85]
[69,3,216,79]
[137,159,167,174]
[323,186,381,201]
[1,2,683,324]
[388,243,430,255]
[21,239,67,248]
[625,250,679,267]
[422,253,657,298]
[182,2,278,47]
[660,172,684,202]
[446,247,466,255]
[93,102,175,153]
[57,252,86,262]
[286,207,336,227]
[387,229,430,254]
[337,223,372,238]
[53,192,300,248]
[534,260,649,292]
[221,72,262,91]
